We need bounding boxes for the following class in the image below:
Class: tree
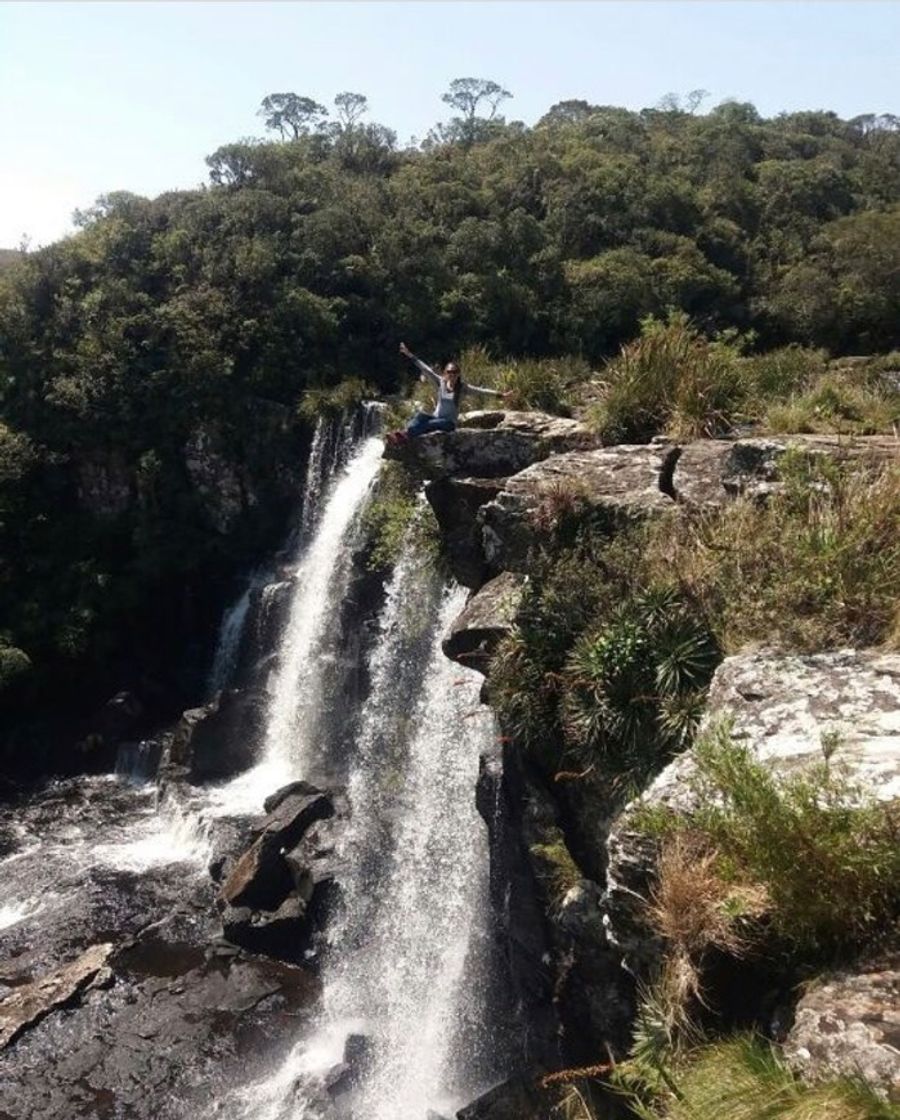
[440,77,512,146]
[334,91,368,131]
[258,93,328,140]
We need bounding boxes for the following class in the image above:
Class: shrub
[360,461,432,570]
[297,376,378,422]
[561,587,718,783]
[640,722,900,956]
[586,313,748,444]
[458,345,591,415]
[618,1034,900,1120]
[645,457,900,652]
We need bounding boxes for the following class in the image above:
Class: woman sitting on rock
[385,342,511,445]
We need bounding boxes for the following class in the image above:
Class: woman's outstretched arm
[399,341,439,384]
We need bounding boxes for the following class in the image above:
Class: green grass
[637,721,900,957]
[297,376,378,422]
[644,455,900,653]
[616,1034,900,1120]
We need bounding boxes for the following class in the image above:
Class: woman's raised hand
[399,341,412,357]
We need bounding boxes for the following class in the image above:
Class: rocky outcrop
[0,942,114,1049]
[217,783,337,962]
[480,444,677,573]
[425,476,506,588]
[384,410,600,480]
[443,573,524,675]
[160,687,267,787]
[605,649,900,979]
[672,434,900,508]
[784,955,900,1102]
[184,425,250,534]
[0,937,319,1120]
[456,1074,561,1120]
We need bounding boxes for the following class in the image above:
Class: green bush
[297,376,379,422]
[639,721,900,956]
[586,313,748,444]
[457,345,591,415]
[562,587,718,781]
[763,369,899,435]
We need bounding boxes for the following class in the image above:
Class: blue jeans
[406,412,456,437]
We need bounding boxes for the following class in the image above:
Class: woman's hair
[445,361,462,404]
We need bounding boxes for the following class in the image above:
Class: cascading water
[260,433,383,789]
[331,579,497,1118]
[227,529,502,1120]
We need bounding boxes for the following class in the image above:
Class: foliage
[491,536,718,785]
[586,313,748,443]
[561,587,718,781]
[529,833,583,908]
[297,377,378,422]
[644,456,900,653]
[638,722,900,956]
[359,461,444,574]
[2,87,900,758]
[616,1033,900,1120]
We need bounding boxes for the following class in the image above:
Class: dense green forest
[1,84,898,766]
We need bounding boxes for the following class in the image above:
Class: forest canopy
[1,84,898,761]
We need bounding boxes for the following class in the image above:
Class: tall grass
[638,722,900,957]
[644,456,900,652]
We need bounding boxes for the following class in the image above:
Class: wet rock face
[605,650,900,980]
[784,955,900,1102]
[480,444,677,573]
[383,409,600,481]
[184,425,248,534]
[0,939,319,1120]
[425,476,506,588]
[455,1073,560,1120]
[160,687,267,787]
[216,784,337,963]
[443,573,524,676]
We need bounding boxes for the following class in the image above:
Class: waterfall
[329,576,496,1119]
[226,533,499,1120]
[261,433,383,787]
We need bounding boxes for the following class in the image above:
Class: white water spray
[261,435,383,786]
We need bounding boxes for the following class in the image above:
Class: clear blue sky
[1,1,897,247]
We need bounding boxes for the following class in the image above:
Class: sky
[1,0,898,247]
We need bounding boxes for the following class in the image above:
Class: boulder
[383,410,600,481]
[605,649,900,978]
[456,1074,561,1120]
[784,955,900,1102]
[480,444,677,573]
[443,573,524,676]
[672,435,900,509]
[160,687,268,787]
[0,942,114,1049]
[219,785,334,910]
[425,476,507,588]
[220,895,309,960]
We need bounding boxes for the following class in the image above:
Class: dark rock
[456,1074,559,1120]
[207,814,261,884]
[220,895,309,960]
[384,409,600,481]
[480,444,677,573]
[443,573,524,676]
[0,938,319,1120]
[159,687,267,787]
[264,779,323,815]
[784,954,900,1101]
[219,787,333,911]
[425,476,506,588]
[476,744,562,1070]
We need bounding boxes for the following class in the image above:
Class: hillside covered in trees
[1,84,898,766]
